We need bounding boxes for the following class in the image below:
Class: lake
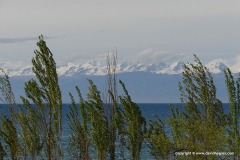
[0,103,230,159]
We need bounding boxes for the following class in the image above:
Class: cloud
[205,55,240,74]
[227,55,240,73]
[58,48,186,66]
[0,58,27,69]
[58,52,111,65]
[132,48,187,64]
[0,36,57,44]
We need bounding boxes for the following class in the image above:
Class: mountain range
[0,60,233,103]
[0,60,229,77]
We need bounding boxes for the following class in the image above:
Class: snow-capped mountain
[56,61,184,77]
[0,60,230,77]
[0,66,33,77]
[57,61,105,76]
[1,60,231,103]
[118,61,168,73]
[156,61,185,74]
[205,60,228,74]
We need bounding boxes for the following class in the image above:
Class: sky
[1,0,240,66]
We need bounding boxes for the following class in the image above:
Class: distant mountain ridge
[0,60,232,103]
[0,59,232,103]
[0,60,229,77]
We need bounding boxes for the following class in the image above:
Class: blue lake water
[0,103,230,159]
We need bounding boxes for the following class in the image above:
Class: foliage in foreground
[23,36,63,159]
[118,80,146,160]
[67,86,90,160]
[170,55,227,159]
[224,68,240,159]
[148,115,172,160]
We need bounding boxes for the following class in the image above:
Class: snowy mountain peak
[170,61,185,72]
[206,59,228,74]
[155,61,184,74]
[0,60,231,77]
